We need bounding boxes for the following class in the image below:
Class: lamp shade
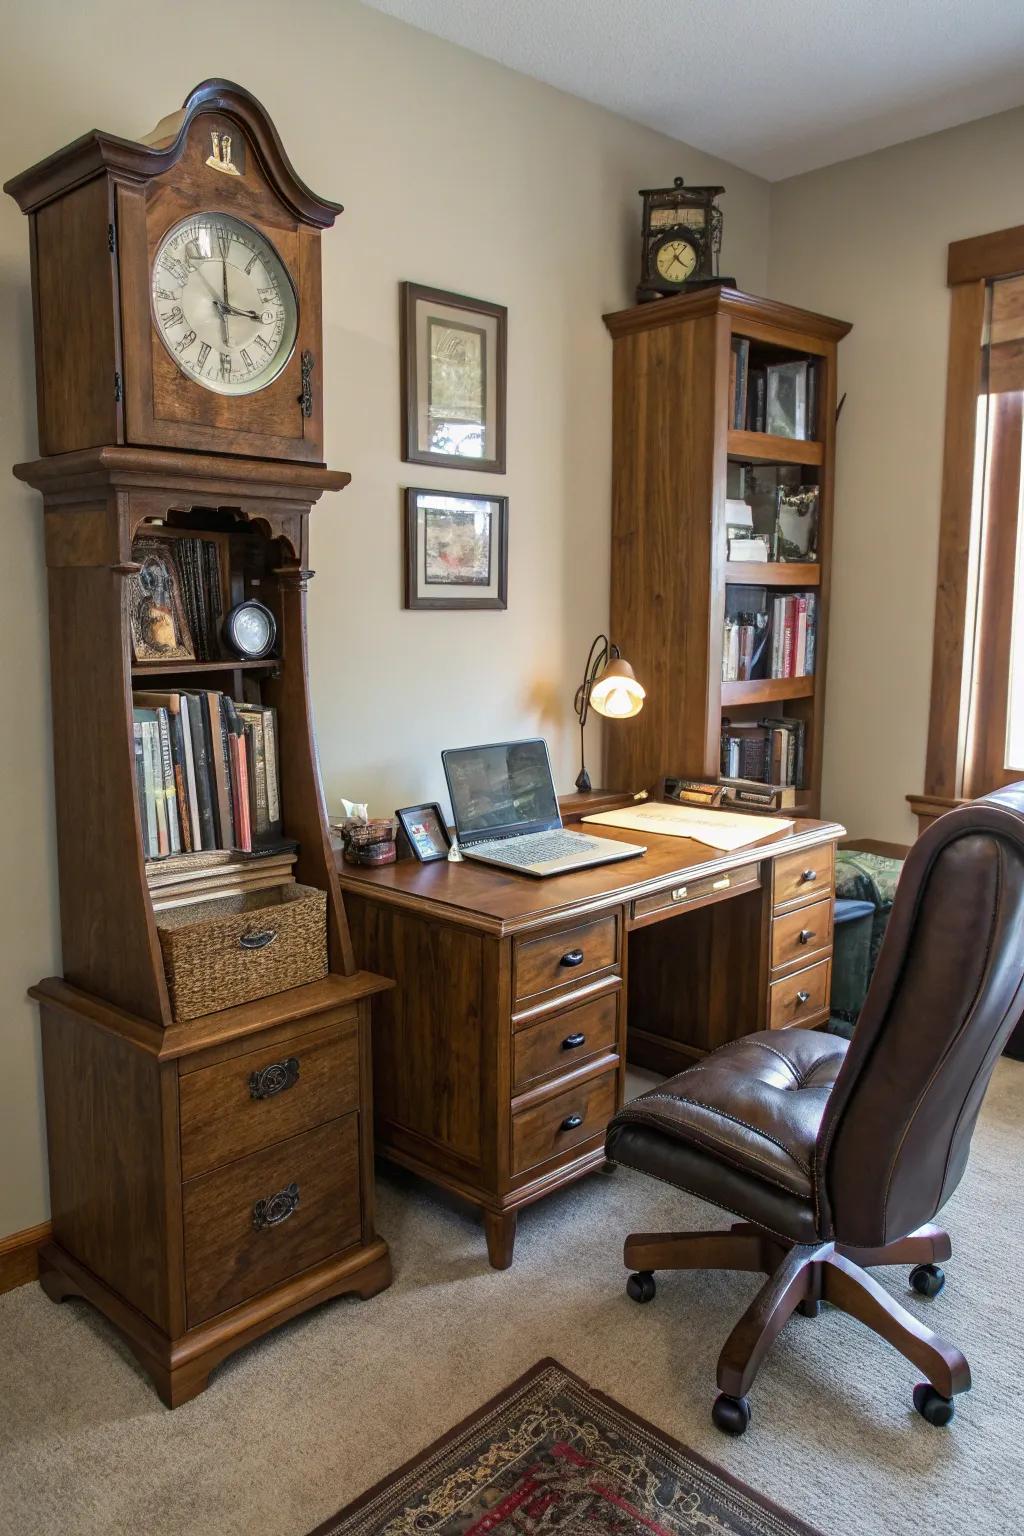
[590,656,646,719]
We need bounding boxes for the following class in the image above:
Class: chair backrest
[817,785,1024,1248]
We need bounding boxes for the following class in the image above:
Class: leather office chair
[606,785,1024,1435]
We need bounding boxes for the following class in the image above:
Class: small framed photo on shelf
[774,485,820,562]
[129,538,196,662]
[404,487,509,610]
[400,282,507,473]
[396,803,452,862]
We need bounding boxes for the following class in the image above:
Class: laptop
[442,738,646,877]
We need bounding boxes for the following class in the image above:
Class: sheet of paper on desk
[582,802,793,851]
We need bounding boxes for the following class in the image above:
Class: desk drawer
[771,897,833,974]
[513,990,619,1092]
[769,958,831,1031]
[183,1114,361,1327]
[632,862,760,925]
[179,1015,360,1180]
[513,915,619,1003]
[773,845,834,912]
[512,1067,617,1176]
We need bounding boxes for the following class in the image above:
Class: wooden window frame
[910,224,1024,834]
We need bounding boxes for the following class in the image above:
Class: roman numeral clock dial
[150,212,298,395]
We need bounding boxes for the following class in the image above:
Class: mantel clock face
[151,213,299,396]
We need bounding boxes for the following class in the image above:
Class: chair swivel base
[622,1221,969,1435]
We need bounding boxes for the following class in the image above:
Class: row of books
[133,689,282,860]
[730,339,818,440]
[145,847,297,911]
[722,593,817,682]
[720,716,806,789]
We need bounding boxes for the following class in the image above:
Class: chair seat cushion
[606,1030,849,1242]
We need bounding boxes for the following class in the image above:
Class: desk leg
[484,1209,517,1270]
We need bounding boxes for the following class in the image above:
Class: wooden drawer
[769,958,832,1031]
[179,1015,359,1180]
[773,844,835,912]
[513,990,619,1092]
[771,896,833,974]
[632,861,760,925]
[512,1068,617,1176]
[513,915,619,1003]
[183,1114,361,1327]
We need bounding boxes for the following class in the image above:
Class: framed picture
[401,282,507,473]
[396,802,452,863]
[128,537,196,662]
[404,488,508,610]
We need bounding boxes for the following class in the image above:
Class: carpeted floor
[1,1060,1021,1536]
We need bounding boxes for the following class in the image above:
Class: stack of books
[720,716,806,790]
[768,593,816,678]
[146,848,298,911]
[132,689,282,859]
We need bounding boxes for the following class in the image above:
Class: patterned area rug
[309,1359,823,1535]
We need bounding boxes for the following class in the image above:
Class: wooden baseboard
[0,1221,52,1295]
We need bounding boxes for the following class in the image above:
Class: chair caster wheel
[797,1299,820,1318]
[712,1393,752,1436]
[913,1383,955,1426]
[909,1263,946,1298]
[626,1271,656,1303]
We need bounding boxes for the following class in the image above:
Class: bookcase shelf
[721,676,815,707]
[725,561,821,588]
[727,429,824,467]
[130,658,279,678]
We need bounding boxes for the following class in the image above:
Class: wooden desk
[338,814,843,1268]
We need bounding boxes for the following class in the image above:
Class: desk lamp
[573,634,646,793]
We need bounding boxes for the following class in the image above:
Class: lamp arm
[575,634,619,730]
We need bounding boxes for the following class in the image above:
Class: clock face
[151,213,299,396]
[654,236,698,284]
[226,600,276,658]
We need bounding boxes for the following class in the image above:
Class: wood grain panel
[948,224,1024,286]
[512,914,619,1003]
[771,896,833,972]
[183,1114,360,1326]
[513,990,619,1091]
[772,844,835,911]
[769,959,831,1030]
[631,860,760,926]
[511,1068,617,1176]
[179,1016,359,1179]
[0,1222,53,1296]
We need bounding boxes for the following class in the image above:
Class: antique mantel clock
[637,176,734,303]
[5,79,340,463]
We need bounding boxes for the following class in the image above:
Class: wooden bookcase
[601,287,851,815]
[14,445,393,1406]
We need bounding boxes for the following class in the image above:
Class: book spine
[179,696,202,851]
[782,597,795,678]
[263,707,281,832]
[237,730,253,852]
[145,722,168,856]
[795,595,808,677]
[155,707,181,854]
[187,695,217,850]
[167,704,192,854]
[133,719,152,859]
[794,720,806,788]
[805,594,817,674]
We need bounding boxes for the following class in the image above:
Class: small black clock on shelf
[637,176,734,303]
[222,599,277,660]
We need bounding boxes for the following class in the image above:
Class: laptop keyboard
[469,830,603,866]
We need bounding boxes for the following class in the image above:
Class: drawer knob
[712,876,730,891]
[798,929,815,945]
[560,1113,584,1131]
[252,1181,300,1231]
[249,1056,300,1101]
[799,869,817,884]
[560,948,585,968]
[796,990,811,1005]
[562,1032,587,1050]
[240,927,278,951]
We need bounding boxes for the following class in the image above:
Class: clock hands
[221,258,231,346]
[213,299,262,322]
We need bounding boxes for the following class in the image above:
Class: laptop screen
[443,739,561,841]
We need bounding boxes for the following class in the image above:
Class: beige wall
[0,0,771,1235]
[769,107,1024,844]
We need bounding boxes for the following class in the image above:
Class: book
[202,692,233,848]
[730,337,750,429]
[184,693,217,850]
[134,691,195,854]
[746,366,767,432]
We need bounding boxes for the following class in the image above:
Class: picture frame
[400,282,507,473]
[128,537,197,662]
[396,802,452,863]
[404,487,509,610]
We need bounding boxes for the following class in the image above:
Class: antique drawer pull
[796,990,811,1005]
[712,876,730,891]
[671,886,688,902]
[240,928,278,950]
[560,948,585,967]
[800,869,817,884]
[798,929,815,945]
[562,1032,587,1050]
[560,1113,584,1131]
[249,1056,300,1101]
[252,1181,299,1231]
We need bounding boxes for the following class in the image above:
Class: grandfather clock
[6,82,393,1406]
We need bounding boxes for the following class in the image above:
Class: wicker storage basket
[156,883,328,1022]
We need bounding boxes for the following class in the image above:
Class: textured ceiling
[364,0,1024,180]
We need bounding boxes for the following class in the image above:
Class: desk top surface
[336,815,844,936]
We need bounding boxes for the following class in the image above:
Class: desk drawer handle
[560,948,585,968]
[560,1113,584,1131]
[252,1181,299,1231]
[799,869,817,884]
[795,990,811,1005]
[240,928,278,950]
[671,886,689,902]
[562,1032,587,1050]
[249,1056,300,1100]
[798,929,815,946]
[712,876,730,891]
